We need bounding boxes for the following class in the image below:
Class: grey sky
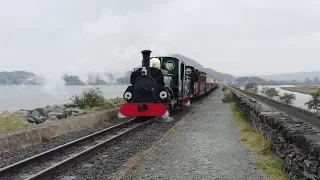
[1,0,320,77]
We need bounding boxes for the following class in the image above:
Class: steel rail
[0,117,146,179]
[25,118,153,180]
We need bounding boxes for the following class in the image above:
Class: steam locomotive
[118,50,219,118]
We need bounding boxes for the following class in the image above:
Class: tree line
[305,76,319,84]
[259,87,296,105]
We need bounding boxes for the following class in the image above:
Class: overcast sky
[1,0,320,77]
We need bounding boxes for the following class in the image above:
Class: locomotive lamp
[123,91,132,101]
[159,91,168,99]
[141,67,147,75]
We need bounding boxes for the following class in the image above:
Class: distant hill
[234,76,267,85]
[256,71,320,81]
[62,75,85,85]
[170,54,234,82]
[233,76,307,85]
[0,71,122,85]
[0,54,235,85]
[0,71,44,85]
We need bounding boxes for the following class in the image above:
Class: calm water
[1,84,313,113]
[240,85,312,109]
[0,85,127,113]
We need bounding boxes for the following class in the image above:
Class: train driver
[150,58,164,85]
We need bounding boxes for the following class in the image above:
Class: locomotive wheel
[170,103,180,114]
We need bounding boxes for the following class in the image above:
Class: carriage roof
[148,56,217,80]
[151,56,186,64]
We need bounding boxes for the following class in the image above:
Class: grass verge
[0,114,30,133]
[230,102,288,180]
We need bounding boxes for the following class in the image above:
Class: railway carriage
[206,74,216,91]
[214,79,219,88]
[185,67,206,98]
[186,69,219,99]
[196,71,207,96]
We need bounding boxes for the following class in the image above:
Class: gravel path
[122,88,268,180]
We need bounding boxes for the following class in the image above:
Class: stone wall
[231,89,320,180]
[0,108,120,153]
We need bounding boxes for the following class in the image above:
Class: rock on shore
[10,98,124,124]
[14,105,88,124]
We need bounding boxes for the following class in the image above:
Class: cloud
[1,0,320,77]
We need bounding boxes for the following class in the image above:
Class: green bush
[305,90,320,114]
[265,88,279,99]
[260,87,269,94]
[70,87,105,109]
[222,94,233,103]
[69,87,125,110]
[222,86,228,91]
[279,93,296,105]
[247,88,258,94]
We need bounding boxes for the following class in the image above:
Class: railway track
[0,117,154,180]
[227,85,320,129]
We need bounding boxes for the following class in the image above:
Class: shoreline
[280,86,319,95]
[0,97,125,134]
[0,96,124,114]
[0,84,129,86]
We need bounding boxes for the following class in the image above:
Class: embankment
[0,108,120,153]
[234,87,320,129]
[230,86,320,180]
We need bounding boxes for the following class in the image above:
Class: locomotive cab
[185,66,196,98]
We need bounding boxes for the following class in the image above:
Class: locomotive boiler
[118,50,171,118]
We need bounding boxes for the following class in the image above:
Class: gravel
[0,117,130,169]
[121,88,268,180]
[50,95,208,180]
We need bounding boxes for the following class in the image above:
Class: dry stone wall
[231,89,320,180]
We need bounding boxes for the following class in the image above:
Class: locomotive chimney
[141,50,151,75]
